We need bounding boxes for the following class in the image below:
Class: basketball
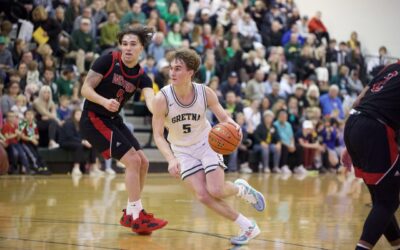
[208,122,241,155]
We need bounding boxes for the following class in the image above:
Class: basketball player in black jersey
[342,62,400,249]
[80,26,167,234]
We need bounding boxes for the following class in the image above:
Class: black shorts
[344,114,399,185]
[79,110,141,160]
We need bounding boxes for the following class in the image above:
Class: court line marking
[0,216,329,250]
[0,236,126,250]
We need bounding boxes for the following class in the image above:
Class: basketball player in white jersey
[152,48,266,245]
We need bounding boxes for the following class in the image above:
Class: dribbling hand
[103,99,120,112]
[168,158,181,178]
[230,122,243,141]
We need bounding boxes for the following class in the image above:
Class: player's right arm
[81,70,120,112]
[152,92,180,178]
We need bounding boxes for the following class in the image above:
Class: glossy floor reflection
[0,172,396,249]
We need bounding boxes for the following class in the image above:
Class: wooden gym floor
[0,172,396,249]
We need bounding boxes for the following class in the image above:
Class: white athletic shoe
[294,165,307,175]
[105,168,116,175]
[230,221,260,245]
[235,179,266,212]
[272,167,281,173]
[281,165,292,174]
[90,167,105,176]
[71,167,82,176]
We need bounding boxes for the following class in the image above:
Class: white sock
[234,214,253,231]
[356,243,371,249]
[126,199,143,219]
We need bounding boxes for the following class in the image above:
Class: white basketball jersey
[161,83,211,147]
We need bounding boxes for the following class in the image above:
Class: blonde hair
[36,85,54,109]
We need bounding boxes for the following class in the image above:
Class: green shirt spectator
[56,67,75,97]
[100,12,121,49]
[120,3,147,29]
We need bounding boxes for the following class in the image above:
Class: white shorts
[171,137,226,180]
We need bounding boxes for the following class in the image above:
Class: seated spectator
[274,109,305,174]
[219,71,242,100]
[59,109,102,176]
[68,18,98,73]
[11,39,27,68]
[307,11,330,45]
[347,31,361,51]
[120,3,147,29]
[20,109,51,175]
[166,22,183,49]
[0,132,8,175]
[146,9,167,35]
[296,120,324,170]
[33,86,61,148]
[57,95,72,122]
[305,84,320,108]
[198,52,219,84]
[319,118,340,170]
[41,68,59,104]
[73,6,96,38]
[245,69,265,101]
[347,69,364,96]
[56,66,75,98]
[2,111,30,174]
[243,98,261,136]
[148,32,166,63]
[11,94,27,120]
[1,82,20,115]
[253,110,282,173]
[189,25,204,54]
[222,91,243,121]
[287,96,301,132]
[0,36,13,81]
[319,85,344,120]
[227,112,253,173]
[105,0,130,20]
[99,12,120,50]
[143,56,158,76]
[31,5,62,56]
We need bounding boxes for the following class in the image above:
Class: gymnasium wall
[295,0,400,58]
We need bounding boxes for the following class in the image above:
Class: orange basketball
[208,122,241,155]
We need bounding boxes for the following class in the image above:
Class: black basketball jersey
[83,51,152,117]
[356,62,400,130]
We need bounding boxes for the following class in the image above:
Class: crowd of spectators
[0,0,397,176]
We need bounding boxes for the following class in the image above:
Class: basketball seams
[219,123,240,141]
[209,130,237,148]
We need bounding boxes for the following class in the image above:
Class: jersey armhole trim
[201,84,207,111]
[103,51,118,79]
[160,89,169,116]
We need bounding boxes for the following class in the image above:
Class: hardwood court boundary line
[0,216,330,250]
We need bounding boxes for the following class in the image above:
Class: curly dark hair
[117,25,155,47]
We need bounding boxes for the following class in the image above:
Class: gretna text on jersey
[171,113,201,123]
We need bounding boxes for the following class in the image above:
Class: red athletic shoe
[131,210,168,234]
[120,209,133,228]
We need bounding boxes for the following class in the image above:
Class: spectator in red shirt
[1,111,30,174]
[308,11,330,45]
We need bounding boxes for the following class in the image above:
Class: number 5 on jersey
[183,124,191,133]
